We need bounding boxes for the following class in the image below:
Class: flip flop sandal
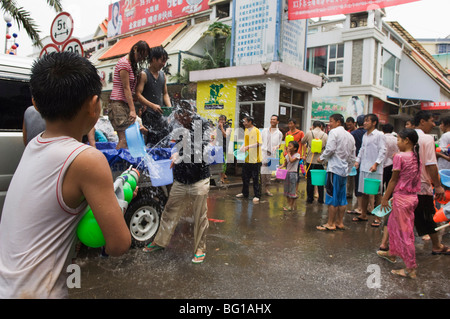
[431,245,450,255]
[142,244,164,253]
[376,250,397,263]
[316,225,336,231]
[346,210,360,215]
[371,220,381,227]
[192,254,205,264]
[391,269,416,279]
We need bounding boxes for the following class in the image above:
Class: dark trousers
[242,163,262,198]
[306,163,324,203]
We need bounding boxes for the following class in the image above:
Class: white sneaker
[236,193,245,198]
[252,197,260,203]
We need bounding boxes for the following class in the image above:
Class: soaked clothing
[0,135,90,298]
[388,151,421,268]
[171,115,211,184]
[154,178,210,253]
[141,69,169,145]
[325,172,347,207]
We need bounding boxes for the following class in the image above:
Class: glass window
[337,44,344,58]
[306,46,327,75]
[329,44,336,59]
[0,79,32,131]
[380,49,400,92]
[307,44,344,82]
[238,84,266,102]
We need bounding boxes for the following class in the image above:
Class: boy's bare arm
[65,148,131,256]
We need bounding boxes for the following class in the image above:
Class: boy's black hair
[149,46,168,62]
[288,118,296,124]
[30,51,102,121]
[346,117,355,123]
[289,140,299,151]
[271,114,279,121]
[413,110,432,127]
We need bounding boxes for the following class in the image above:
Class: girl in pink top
[108,40,149,149]
[378,128,421,279]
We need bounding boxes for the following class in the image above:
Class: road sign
[62,38,84,56]
[39,43,60,58]
[50,12,74,45]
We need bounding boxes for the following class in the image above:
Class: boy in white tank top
[0,52,132,299]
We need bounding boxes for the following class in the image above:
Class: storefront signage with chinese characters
[288,0,420,20]
[421,101,450,111]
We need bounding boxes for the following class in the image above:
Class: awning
[99,22,187,61]
[164,20,214,55]
[387,96,430,108]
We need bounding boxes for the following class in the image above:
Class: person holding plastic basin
[136,46,172,146]
[143,104,211,264]
[316,114,355,231]
[353,114,386,227]
[108,40,150,150]
[0,52,132,298]
[377,129,421,279]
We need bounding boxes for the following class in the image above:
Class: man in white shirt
[317,114,355,231]
[437,116,450,170]
[261,115,283,196]
[354,114,386,227]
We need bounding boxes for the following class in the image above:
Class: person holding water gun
[0,52,132,299]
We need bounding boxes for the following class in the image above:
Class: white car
[0,54,34,219]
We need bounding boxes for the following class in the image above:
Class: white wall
[398,54,442,101]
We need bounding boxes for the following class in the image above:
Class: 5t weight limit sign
[51,12,74,45]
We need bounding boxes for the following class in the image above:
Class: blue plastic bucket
[125,122,146,158]
[310,169,327,186]
[148,159,173,186]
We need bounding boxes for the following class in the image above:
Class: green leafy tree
[202,21,231,69]
[1,0,63,48]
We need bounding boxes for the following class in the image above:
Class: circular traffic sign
[39,43,60,58]
[62,38,84,56]
[50,12,74,45]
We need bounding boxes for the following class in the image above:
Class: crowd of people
[229,110,449,279]
[2,40,449,298]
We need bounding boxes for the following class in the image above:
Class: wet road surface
[70,179,450,299]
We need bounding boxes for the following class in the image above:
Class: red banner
[288,0,419,20]
[421,101,450,111]
[107,0,209,37]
